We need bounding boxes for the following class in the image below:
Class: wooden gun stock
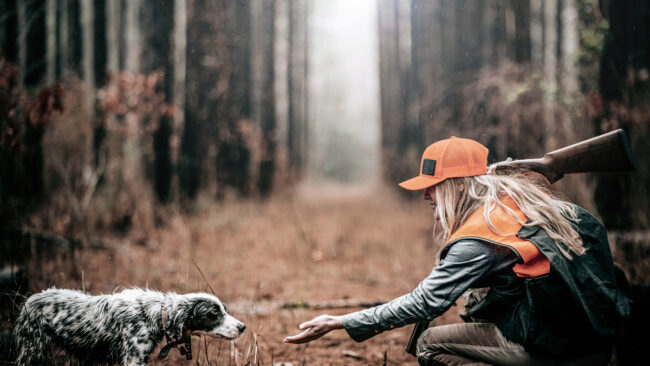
[491,129,636,183]
[406,129,635,357]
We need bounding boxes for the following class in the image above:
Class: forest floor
[19,184,465,365]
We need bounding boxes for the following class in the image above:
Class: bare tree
[287,0,308,180]
[45,0,56,84]
[142,0,174,202]
[180,0,224,199]
[251,0,277,196]
[217,0,252,197]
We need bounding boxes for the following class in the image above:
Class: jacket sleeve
[341,239,518,342]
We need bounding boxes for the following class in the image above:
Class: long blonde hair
[433,173,584,259]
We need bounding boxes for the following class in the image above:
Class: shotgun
[405,128,636,356]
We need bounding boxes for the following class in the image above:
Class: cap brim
[398,176,446,191]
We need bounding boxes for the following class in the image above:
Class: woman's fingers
[284,326,325,343]
[284,314,343,344]
[283,329,311,343]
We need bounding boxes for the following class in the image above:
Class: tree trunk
[93,0,107,87]
[482,0,502,66]
[1,0,19,63]
[454,0,485,71]
[65,0,83,77]
[274,0,290,185]
[180,0,222,199]
[16,0,26,82]
[124,0,141,72]
[58,0,69,77]
[80,0,94,87]
[143,0,175,202]
[543,0,558,150]
[216,0,252,197]
[560,0,578,96]
[594,0,650,232]
[251,0,276,196]
[530,0,544,67]
[46,0,56,85]
[287,0,308,180]
[105,0,120,73]
[378,0,403,183]
[511,0,531,63]
[171,0,186,190]
[23,0,46,86]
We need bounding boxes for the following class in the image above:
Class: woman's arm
[285,240,518,343]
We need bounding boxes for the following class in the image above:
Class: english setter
[15,288,246,365]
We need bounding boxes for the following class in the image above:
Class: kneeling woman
[284,137,630,366]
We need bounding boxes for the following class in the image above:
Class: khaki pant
[416,323,612,366]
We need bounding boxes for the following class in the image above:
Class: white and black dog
[15,288,246,365]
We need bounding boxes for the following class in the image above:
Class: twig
[342,350,363,360]
[203,336,210,366]
[281,299,386,310]
[290,193,314,249]
[191,259,216,295]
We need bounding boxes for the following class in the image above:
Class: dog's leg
[16,330,50,365]
[122,354,148,366]
[15,309,49,366]
[121,337,154,366]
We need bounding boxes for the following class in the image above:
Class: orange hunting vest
[444,199,550,277]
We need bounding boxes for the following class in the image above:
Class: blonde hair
[433,174,584,259]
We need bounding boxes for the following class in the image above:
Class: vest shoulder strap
[444,199,550,277]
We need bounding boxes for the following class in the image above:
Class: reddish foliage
[28,84,65,126]
[0,58,25,152]
[0,58,64,153]
[99,71,174,135]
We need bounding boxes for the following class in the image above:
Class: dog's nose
[237,323,246,333]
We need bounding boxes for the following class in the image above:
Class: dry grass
[24,183,464,365]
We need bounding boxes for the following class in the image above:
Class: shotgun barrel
[491,129,636,183]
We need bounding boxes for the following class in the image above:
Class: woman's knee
[415,326,434,358]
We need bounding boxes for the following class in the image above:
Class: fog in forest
[308,0,380,185]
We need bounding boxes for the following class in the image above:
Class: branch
[281,298,386,310]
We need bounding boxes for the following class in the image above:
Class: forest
[1,0,649,365]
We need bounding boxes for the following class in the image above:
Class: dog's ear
[167,298,213,340]
[191,300,211,317]
[166,299,196,341]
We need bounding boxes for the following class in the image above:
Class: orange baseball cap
[398,136,489,190]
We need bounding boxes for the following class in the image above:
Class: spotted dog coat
[15,288,245,365]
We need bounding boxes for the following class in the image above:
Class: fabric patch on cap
[422,159,436,176]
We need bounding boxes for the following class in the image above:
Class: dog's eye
[208,311,220,319]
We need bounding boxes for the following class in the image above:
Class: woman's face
[423,186,439,221]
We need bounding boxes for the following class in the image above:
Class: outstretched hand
[283,315,344,344]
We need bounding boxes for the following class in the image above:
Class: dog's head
[166,293,245,341]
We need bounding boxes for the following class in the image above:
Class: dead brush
[171,261,269,366]
[188,326,266,366]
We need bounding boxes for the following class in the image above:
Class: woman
[284,137,630,365]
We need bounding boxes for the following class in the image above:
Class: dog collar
[158,307,192,361]
[161,309,168,332]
